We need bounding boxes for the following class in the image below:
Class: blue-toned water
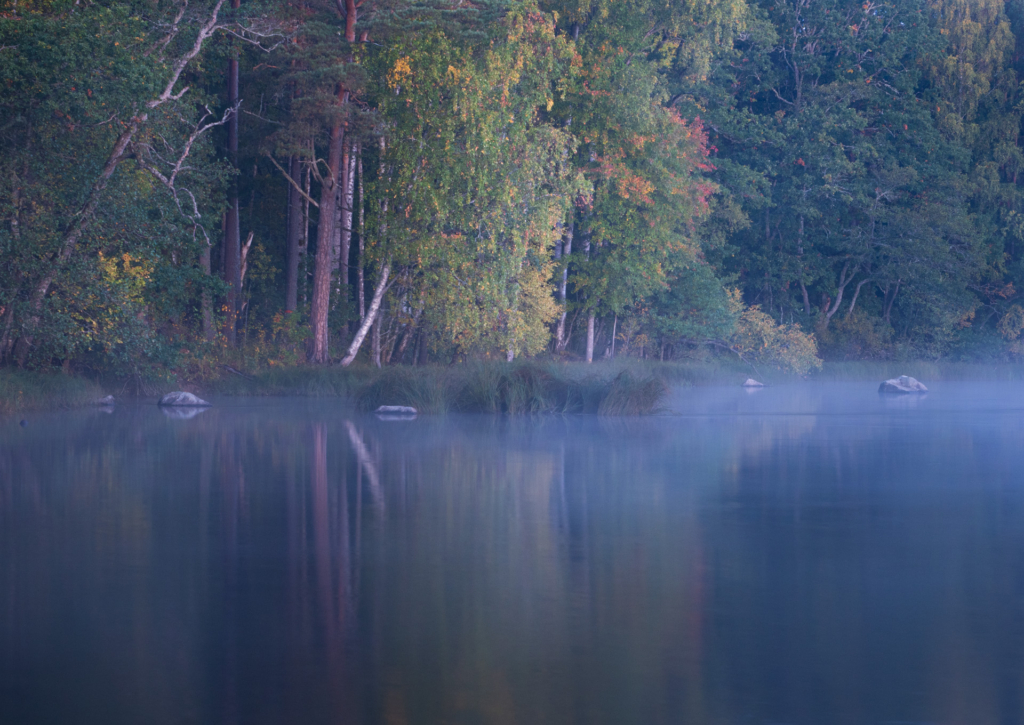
[3,383,1024,724]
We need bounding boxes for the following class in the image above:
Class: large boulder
[742,378,764,388]
[878,375,928,394]
[93,395,116,406]
[158,391,211,407]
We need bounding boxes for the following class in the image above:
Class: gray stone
[878,375,928,394]
[158,391,211,407]
[375,405,417,416]
[742,378,764,388]
[93,395,116,406]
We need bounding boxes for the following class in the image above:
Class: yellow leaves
[998,305,1024,340]
[546,98,554,112]
[388,56,412,89]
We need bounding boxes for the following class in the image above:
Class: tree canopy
[3,0,1024,377]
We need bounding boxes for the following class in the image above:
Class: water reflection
[160,405,208,420]
[3,390,1024,724]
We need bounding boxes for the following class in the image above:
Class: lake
[3,382,1024,724]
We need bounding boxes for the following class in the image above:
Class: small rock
[93,395,116,406]
[158,391,211,407]
[375,405,417,416]
[19,419,27,427]
[878,375,928,394]
[742,378,764,388]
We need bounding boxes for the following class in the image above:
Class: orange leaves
[614,170,656,203]
[627,133,655,151]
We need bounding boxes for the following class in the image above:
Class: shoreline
[4,360,1024,416]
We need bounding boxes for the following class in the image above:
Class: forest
[2,0,1023,382]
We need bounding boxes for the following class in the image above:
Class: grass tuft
[355,361,668,415]
[0,370,105,415]
[598,371,668,415]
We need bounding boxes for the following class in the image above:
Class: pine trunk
[309,115,346,363]
[285,155,302,313]
[223,51,240,346]
[201,243,214,341]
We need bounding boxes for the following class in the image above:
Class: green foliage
[728,292,822,375]
[9,0,1024,382]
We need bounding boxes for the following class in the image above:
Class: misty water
[3,383,1024,725]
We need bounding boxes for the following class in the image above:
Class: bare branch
[148,0,229,109]
[147,1,188,60]
[265,153,320,208]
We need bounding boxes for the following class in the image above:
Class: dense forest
[2,0,1023,380]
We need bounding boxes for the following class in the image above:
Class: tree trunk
[609,314,617,358]
[417,328,429,365]
[356,146,365,322]
[223,48,241,346]
[884,279,900,325]
[285,155,302,312]
[302,163,311,306]
[586,310,596,363]
[822,262,857,328]
[337,143,356,307]
[201,242,214,341]
[555,220,573,351]
[340,260,390,366]
[371,306,382,368]
[12,0,227,364]
[309,111,347,363]
[799,280,811,317]
[846,278,872,319]
[393,301,422,364]
[14,114,146,365]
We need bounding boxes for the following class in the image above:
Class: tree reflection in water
[4,387,1024,724]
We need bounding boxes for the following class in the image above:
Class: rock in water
[375,405,417,415]
[878,375,928,394]
[742,378,764,388]
[158,391,211,407]
[93,395,116,406]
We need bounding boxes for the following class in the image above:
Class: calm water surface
[3,383,1024,725]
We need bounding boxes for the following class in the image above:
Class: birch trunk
[371,307,381,368]
[338,144,356,305]
[555,221,573,351]
[586,311,596,363]
[356,146,365,321]
[340,260,390,366]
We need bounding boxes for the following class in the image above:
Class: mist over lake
[3,383,1023,724]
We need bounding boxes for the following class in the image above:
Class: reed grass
[813,361,1024,382]
[355,361,668,415]
[0,370,105,415]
